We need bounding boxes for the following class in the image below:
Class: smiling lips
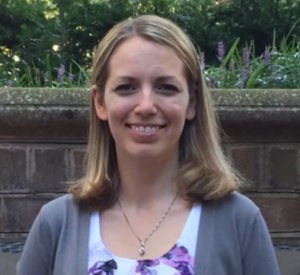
[126,124,166,134]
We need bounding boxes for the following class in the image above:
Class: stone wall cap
[212,89,300,106]
[1,88,300,107]
[0,88,90,106]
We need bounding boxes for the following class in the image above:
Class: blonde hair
[69,15,242,209]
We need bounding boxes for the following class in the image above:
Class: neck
[116,152,178,208]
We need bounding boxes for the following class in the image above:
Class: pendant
[139,242,146,256]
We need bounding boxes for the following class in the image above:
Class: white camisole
[88,204,201,275]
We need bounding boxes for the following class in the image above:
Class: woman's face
[93,36,195,160]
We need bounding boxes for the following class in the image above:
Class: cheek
[163,97,190,122]
[106,104,125,142]
[105,98,132,125]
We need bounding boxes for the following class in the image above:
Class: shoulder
[204,191,260,225]
[201,192,265,247]
[38,194,82,228]
[217,191,258,213]
[41,193,77,213]
[42,193,78,210]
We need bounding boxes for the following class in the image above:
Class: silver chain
[117,195,177,256]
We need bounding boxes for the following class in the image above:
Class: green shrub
[1,0,300,88]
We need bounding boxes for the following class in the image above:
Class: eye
[115,84,136,94]
[156,84,179,94]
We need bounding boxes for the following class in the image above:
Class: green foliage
[204,34,300,89]
[207,0,300,62]
[1,0,300,88]
[2,33,300,89]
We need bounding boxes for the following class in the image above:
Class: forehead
[107,36,186,80]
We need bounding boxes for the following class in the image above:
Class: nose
[134,88,157,116]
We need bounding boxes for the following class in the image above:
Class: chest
[87,206,201,274]
[100,206,197,260]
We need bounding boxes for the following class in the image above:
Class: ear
[186,90,196,120]
[92,85,108,121]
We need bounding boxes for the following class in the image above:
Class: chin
[126,145,165,159]
[131,149,159,159]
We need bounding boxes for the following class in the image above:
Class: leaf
[221,37,240,67]
[245,63,266,88]
[71,59,90,83]
[46,54,53,87]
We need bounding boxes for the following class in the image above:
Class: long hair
[69,15,242,210]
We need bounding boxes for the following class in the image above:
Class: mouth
[125,124,166,133]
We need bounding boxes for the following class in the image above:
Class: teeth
[130,125,160,132]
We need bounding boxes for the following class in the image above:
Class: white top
[88,204,201,274]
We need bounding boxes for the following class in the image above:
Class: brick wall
[1,88,300,245]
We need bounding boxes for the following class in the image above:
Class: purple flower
[209,76,215,88]
[240,48,249,88]
[7,80,13,87]
[57,64,65,82]
[264,48,271,65]
[217,41,225,61]
[240,67,247,88]
[242,47,248,67]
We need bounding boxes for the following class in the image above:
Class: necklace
[117,195,177,257]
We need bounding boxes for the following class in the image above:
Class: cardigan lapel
[76,206,91,275]
[194,200,215,275]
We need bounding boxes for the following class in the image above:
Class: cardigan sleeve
[16,206,55,275]
[241,210,280,275]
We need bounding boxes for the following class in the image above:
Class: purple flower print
[88,259,117,275]
[135,259,159,275]
[162,245,194,275]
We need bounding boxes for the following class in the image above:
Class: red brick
[0,146,27,192]
[0,196,57,233]
[266,146,299,191]
[249,194,300,231]
[230,146,261,191]
[28,147,68,192]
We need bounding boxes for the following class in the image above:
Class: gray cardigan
[16,192,280,275]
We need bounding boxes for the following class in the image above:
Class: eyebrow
[115,75,180,82]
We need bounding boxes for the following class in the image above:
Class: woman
[17,15,279,275]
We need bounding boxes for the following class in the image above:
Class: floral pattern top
[88,204,201,275]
